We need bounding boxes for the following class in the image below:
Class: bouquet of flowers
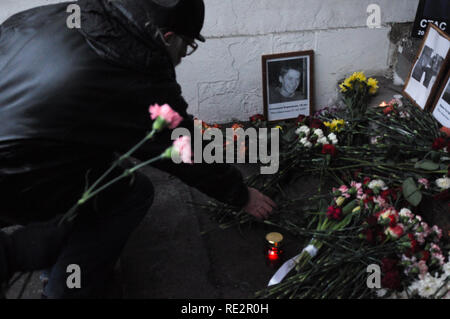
[59,104,193,225]
[258,176,448,299]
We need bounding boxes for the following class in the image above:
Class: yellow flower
[333,119,345,132]
[352,206,361,214]
[339,77,353,92]
[340,72,367,93]
[325,119,345,132]
[352,72,367,82]
[336,196,346,207]
[367,77,379,95]
[274,125,283,131]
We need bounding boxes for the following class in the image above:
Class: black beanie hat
[147,0,205,42]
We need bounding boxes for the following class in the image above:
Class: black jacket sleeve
[131,91,250,209]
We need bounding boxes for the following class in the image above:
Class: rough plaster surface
[1,0,420,123]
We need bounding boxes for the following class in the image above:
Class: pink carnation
[374,195,388,209]
[173,136,193,164]
[431,225,443,240]
[149,104,183,129]
[432,253,445,266]
[418,178,429,189]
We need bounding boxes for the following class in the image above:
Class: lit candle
[265,232,284,261]
[379,101,388,108]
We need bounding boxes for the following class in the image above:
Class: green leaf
[414,160,440,171]
[282,126,298,143]
[342,199,359,215]
[402,177,422,207]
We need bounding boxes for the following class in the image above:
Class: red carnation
[310,118,323,129]
[380,189,398,201]
[296,115,306,124]
[381,258,398,272]
[383,105,394,115]
[363,177,371,185]
[364,228,375,244]
[381,270,401,290]
[420,250,430,262]
[326,206,343,220]
[407,233,418,253]
[250,114,265,122]
[432,137,446,150]
[321,144,337,157]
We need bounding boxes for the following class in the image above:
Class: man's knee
[130,172,155,207]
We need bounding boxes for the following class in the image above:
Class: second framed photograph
[262,50,314,122]
[403,23,450,110]
[431,69,450,127]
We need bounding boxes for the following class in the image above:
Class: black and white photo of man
[268,59,307,104]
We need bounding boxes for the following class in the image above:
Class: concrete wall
[0,0,420,123]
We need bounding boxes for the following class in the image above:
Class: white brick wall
[1,0,420,123]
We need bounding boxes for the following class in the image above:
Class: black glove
[4,217,72,274]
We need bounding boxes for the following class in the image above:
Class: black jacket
[0,0,248,222]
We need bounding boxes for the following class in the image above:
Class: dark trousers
[39,171,154,298]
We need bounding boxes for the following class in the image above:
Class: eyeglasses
[179,35,198,56]
[186,41,198,56]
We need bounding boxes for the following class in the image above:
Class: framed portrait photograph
[431,69,450,127]
[403,23,450,110]
[262,50,314,122]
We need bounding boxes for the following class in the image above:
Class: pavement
[4,77,434,299]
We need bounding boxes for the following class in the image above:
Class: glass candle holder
[265,232,284,262]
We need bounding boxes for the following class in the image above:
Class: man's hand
[243,187,277,219]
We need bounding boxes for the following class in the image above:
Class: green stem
[85,130,156,196]
[59,152,164,225]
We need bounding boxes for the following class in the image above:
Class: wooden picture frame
[403,23,450,111]
[430,68,450,127]
[262,50,314,122]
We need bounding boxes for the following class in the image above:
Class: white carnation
[443,261,450,278]
[327,133,338,145]
[299,137,308,145]
[436,177,450,190]
[410,273,443,298]
[399,208,413,218]
[296,126,310,136]
[376,289,387,298]
[313,128,324,138]
[317,137,329,145]
[368,179,388,190]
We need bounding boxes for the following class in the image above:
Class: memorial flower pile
[192,71,449,299]
[258,177,448,299]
